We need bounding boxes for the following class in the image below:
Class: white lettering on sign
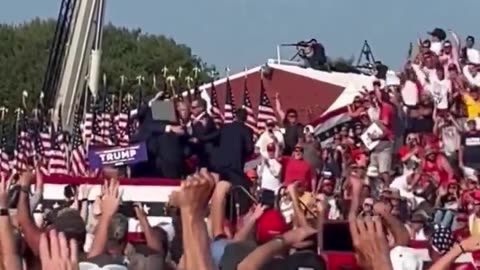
[97,148,137,163]
[466,137,480,146]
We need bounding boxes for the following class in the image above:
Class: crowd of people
[1,26,480,269]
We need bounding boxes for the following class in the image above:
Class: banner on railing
[88,142,148,169]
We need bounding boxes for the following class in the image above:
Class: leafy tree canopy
[0,18,214,111]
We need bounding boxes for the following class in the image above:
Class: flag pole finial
[161,66,169,78]
[120,75,126,87]
[177,67,184,79]
[103,73,107,88]
[185,76,194,89]
[166,75,176,88]
[208,70,217,80]
[136,75,145,86]
[225,66,231,77]
[0,107,7,121]
[192,66,201,79]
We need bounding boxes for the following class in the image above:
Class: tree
[0,19,214,111]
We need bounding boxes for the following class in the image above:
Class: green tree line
[0,18,214,111]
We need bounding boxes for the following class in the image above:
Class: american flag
[83,93,96,142]
[209,81,223,125]
[242,79,257,132]
[223,78,236,124]
[13,109,30,174]
[48,112,68,175]
[105,94,117,146]
[0,122,10,179]
[98,92,115,146]
[34,120,51,175]
[70,98,87,177]
[256,79,276,130]
[115,94,132,147]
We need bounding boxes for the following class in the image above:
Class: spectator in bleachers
[275,93,304,156]
[255,118,284,159]
[302,125,322,175]
[281,144,315,191]
[257,143,282,194]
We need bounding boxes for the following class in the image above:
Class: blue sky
[1,0,478,73]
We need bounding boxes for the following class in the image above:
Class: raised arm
[0,178,21,270]
[17,171,42,256]
[87,179,120,258]
[134,203,163,254]
[274,92,285,122]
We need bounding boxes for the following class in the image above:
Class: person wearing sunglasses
[274,93,304,156]
[282,144,315,192]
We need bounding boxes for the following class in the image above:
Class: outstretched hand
[282,226,317,249]
[101,180,121,218]
[39,230,79,270]
[349,217,392,270]
[168,169,215,214]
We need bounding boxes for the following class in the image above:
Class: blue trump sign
[88,142,148,169]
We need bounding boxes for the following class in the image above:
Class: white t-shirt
[463,65,480,87]
[401,80,419,106]
[258,159,282,193]
[430,41,443,56]
[467,48,480,64]
[390,172,425,208]
[441,125,460,156]
[411,64,436,87]
[367,106,380,122]
[425,78,451,109]
[255,130,284,159]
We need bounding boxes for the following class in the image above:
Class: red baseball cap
[255,209,289,244]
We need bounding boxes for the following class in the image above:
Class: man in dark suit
[214,108,255,218]
[215,108,254,176]
[189,98,219,170]
[130,102,186,179]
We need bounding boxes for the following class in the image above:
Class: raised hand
[101,180,121,218]
[39,230,79,270]
[251,204,267,220]
[282,226,317,249]
[19,170,34,187]
[168,171,215,214]
[133,202,146,220]
[349,217,392,270]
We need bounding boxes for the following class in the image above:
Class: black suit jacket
[190,114,219,165]
[215,121,254,173]
[130,105,185,162]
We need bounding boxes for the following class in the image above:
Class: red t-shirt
[281,157,313,189]
[379,102,394,140]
